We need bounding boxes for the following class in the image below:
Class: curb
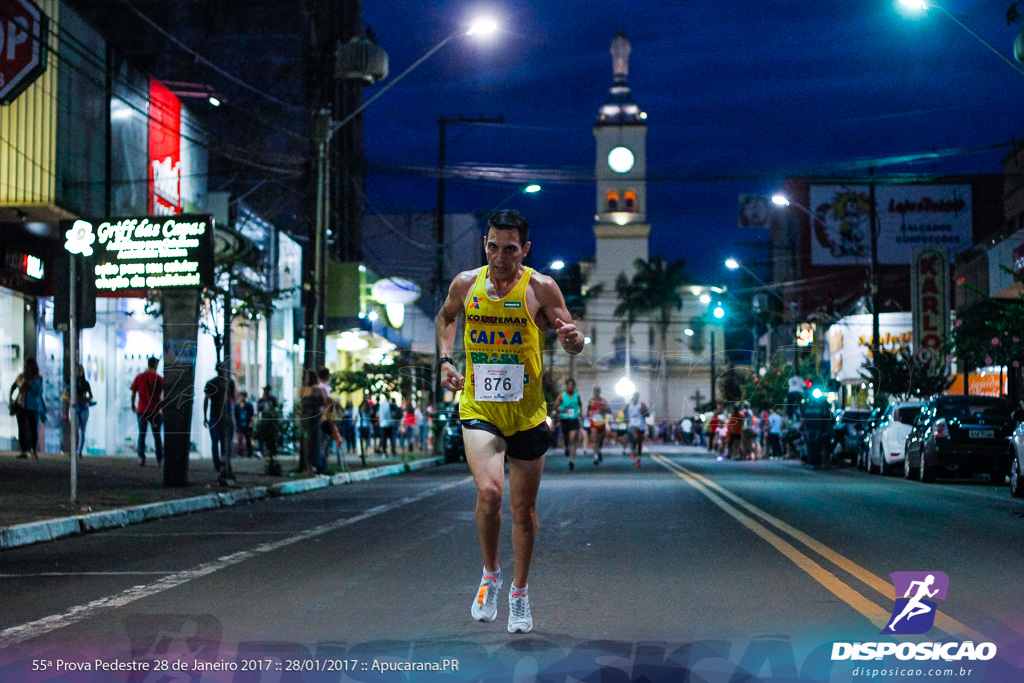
[0,456,446,551]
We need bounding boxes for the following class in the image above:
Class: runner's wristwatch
[438,356,454,370]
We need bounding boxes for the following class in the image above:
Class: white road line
[0,572,175,578]
[0,476,472,649]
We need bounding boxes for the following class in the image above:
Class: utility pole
[433,114,504,408]
[868,173,880,361]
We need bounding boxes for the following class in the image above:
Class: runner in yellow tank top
[435,210,584,634]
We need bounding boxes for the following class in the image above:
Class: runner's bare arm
[435,271,477,391]
[534,274,584,355]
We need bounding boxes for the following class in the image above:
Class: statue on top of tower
[611,29,630,84]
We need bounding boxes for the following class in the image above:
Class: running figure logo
[882,571,949,635]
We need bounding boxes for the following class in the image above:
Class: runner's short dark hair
[487,209,529,246]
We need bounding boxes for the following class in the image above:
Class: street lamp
[307,17,499,422]
[896,1,1024,79]
[725,258,740,270]
[549,260,565,271]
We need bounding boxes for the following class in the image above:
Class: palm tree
[614,271,645,376]
[624,257,690,419]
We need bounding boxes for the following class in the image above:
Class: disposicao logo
[882,571,948,635]
[831,571,997,663]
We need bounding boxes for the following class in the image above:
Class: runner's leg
[463,428,507,572]
[507,454,545,588]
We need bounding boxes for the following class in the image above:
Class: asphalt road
[1,445,1022,682]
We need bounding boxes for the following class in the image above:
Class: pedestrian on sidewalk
[342,400,356,453]
[767,407,784,459]
[378,395,397,456]
[71,364,93,458]
[255,386,278,457]
[707,408,721,452]
[10,357,45,459]
[203,364,236,472]
[131,357,164,466]
[415,401,428,452]
[234,391,256,458]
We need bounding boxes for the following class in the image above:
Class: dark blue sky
[362,1,1024,284]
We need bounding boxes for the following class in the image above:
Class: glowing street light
[615,375,636,398]
[771,194,790,207]
[699,293,712,305]
[896,2,1024,79]
[466,18,499,36]
[524,184,542,194]
[724,258,740,270]
[550,260,565,271]
[713,304,725,319]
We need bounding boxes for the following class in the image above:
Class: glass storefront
[0,288,27,451]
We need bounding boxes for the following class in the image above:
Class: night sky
[361,0,1024,284]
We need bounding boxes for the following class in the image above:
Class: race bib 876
[473,364,524,402]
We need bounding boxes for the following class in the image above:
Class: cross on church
[690,389,706,410]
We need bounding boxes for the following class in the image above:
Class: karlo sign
[911,247,948,358]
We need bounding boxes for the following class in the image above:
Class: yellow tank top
[459,266,546,436]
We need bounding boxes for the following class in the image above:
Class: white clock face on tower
[607,146,635,174]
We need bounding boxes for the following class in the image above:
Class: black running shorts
[462,419,552,461]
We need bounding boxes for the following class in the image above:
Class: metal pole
[69,256,77,504]
[710,327,716,409]
[869,181,880,360]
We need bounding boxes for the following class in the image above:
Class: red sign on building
[0,0,47,105]
[148,77,182,215]
[911,248,948,358]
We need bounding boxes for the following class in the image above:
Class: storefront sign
[73,215,214,293]
[826,312,913,382]
[371,276,420,305]
[911,248,948,356]
[148,77,182,215]
[809,185,971,266]
[0,0,47,105]
[796,323,814,347]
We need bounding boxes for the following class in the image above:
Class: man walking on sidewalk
[435,209,583,634]
[131,357,164,466]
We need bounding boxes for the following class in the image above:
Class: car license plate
[969,429,995,439]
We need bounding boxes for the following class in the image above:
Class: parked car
[904,395,1016,483]
[442,404,465,463]
[832,409,871,465]
[1011,420,1024,497]
[866,401,925,475]
[857,407,886,471]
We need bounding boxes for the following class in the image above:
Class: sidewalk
[0,448,446,549]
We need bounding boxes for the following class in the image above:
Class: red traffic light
[804,379,812,388]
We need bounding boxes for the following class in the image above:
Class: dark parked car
[832,409,871,465]
[903,395,1016,483]
[442,404,465,463]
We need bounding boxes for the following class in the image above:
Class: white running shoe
[470,571,502,622]
[507,588,533,633]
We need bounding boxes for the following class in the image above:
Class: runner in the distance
[586,386,611,465]
[435,209,584,634]
[552,378,582,471]
[626,391,649,468]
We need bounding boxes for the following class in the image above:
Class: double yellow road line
[651,454,984,641]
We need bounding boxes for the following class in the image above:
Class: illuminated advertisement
[148,77,182,215]
[62,215,214,293]
[808,184,972,266]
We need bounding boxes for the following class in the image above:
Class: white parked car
[866,401,925,476]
